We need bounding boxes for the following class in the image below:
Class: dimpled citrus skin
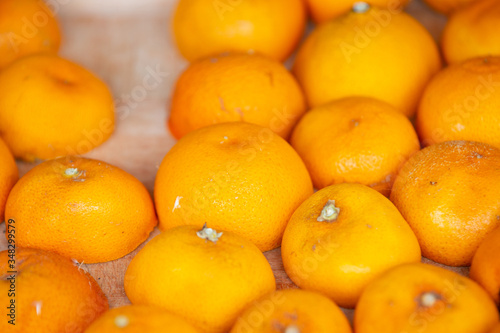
[304,0,409,23]
[291,97,420,196]
[0,54,115,162]
[423,0,480,15]
[293,6,441,117]
[0,138,17,222]
[0,0,61,69]
[169,53,306,140]
[281,183,421,308]
[0,248,108,333]
[84,305,200,333]
[173,0,306,62]
[390,141,500,266]
[442,0,500,64]
[470,227,500,305]
[5,156,157,263]
[230,289,352,333]
[417,57,500,149]
[354,263,499,333]
[155,122,313,252]
[124,225,276,333]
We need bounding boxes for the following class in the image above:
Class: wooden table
[0,0,466,320]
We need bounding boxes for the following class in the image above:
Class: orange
[0,54,115,162]
[0,247,108,332]
[290,96,420,196]
[173,0,306,62]
[154,122,313,252]
[442,0,500,64]
[169,53,306,140]
[489,323,500,333]
[354,263,499,333]
[293,3,441,117]
[417,57,500,148]
[0,0,61,69]
[125,224,276,333]
[390,141,500,266]
[230,289,352,333]
[423,0,480,15]
[5,156,157,263]
[0,138,17,222]
[84,305,199,333]
[304,0,409,23]
[470,226,500,305]
[281,183,421,308]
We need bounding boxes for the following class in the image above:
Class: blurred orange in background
[423,0,480,15]
[172,0,306,62]
[442,0,500,64]
[417,56,500,149]
[169,53,306,140]
[293,3,441,117]
[304,0,409,23]
[0,0,61,69]
[0,54,115,162]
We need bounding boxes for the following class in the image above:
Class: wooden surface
[0,0,462,319]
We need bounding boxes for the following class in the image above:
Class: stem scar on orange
[281,183,421,308]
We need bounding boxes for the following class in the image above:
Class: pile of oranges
[1,0,500,332]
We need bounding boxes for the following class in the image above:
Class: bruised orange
[390,141,500,266]
[0,247,108,333]
[169,53,306,140]
[0,0,61,69]
[5,156,157,263]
